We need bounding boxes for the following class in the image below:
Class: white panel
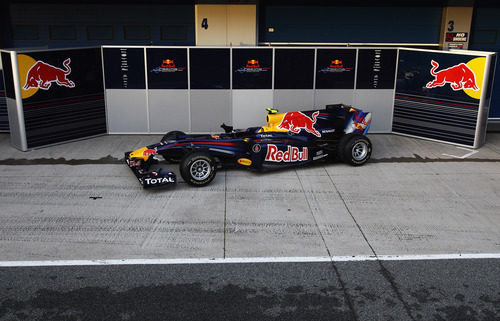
[274,90,314,113]
[232,90,273,129]
[227,5,256,46]
[314,90,355,109]
[354,89,394,133]
[106,89,148,133]
[195,5,227,46]
[148,90,189,134]
[190,90,231,133]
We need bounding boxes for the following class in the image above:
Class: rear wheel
[338,134,372,166]
[180,152,217,187]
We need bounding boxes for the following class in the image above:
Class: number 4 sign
[201,18,208,30]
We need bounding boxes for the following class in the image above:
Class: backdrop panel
[13,47,106,149]
[106,89,148,133]
[356,49,397,90]
[190,90,231,133]
[232,90,273,129]
[148,90,189,133]
[103,48,146,89]
[393,49,495,147]
[315,49,356,89]
[146,48,188,89]
[232,48,273,89]
[274,49,314,89]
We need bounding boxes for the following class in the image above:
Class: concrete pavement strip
[0,133,499,262]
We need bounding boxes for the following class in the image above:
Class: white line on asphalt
[0,253,499,267]
[442,146,479,159]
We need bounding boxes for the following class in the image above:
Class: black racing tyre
[180,152,217,187]
[161,130,185,142]
[339,134,372,166]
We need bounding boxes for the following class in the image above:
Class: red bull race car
[125,104,372,188]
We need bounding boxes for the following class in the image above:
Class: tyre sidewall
[343,135,371,166]
[180,152,216,186]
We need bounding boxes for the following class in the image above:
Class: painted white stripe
[0,253,499,267]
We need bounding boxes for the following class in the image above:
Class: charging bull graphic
[426,60,479,91]
[23,58,75,90]
[278,111,321,137]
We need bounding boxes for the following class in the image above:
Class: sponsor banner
[356,49,397,89]
[146,48,188,89]
[17,48,104,104]
[316,49,356,89]
[393,49,489,147]
[15,48,106,148]
[232,48,272,89]
[103,48,146,89]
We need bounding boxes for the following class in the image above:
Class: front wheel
[180,152,217,187]
[338,134,372,166]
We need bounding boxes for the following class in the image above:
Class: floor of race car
[0,132,499,261]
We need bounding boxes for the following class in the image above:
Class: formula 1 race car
[125,104,372,188]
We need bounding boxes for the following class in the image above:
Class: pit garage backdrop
[102,46,398,135]
[1,46,496,150]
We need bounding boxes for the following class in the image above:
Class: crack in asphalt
[326,169,418,321]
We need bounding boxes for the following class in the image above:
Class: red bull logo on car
[265,144,308,162]
[278,111,321,137]
[23,58,75,91]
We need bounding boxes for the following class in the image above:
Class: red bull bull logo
[142,149,157,157]
[265,144,308,162]
[329,60,343,68]
[246,60,260,68]
[278,111,321,137]
[23,58,75,90]
[161,59,176,68]
[426,60,479,91]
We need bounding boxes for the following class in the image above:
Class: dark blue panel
[274,49,314,89]
[190,49,230,90]
[470,7,500,118]
[103,48,146,89]
[232,48,272,89]
[315,49,356,89]
[260,6,442,44]
[147,48,188,89]
[356,49,397,89]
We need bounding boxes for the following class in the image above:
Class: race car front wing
[125,152,176,188]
